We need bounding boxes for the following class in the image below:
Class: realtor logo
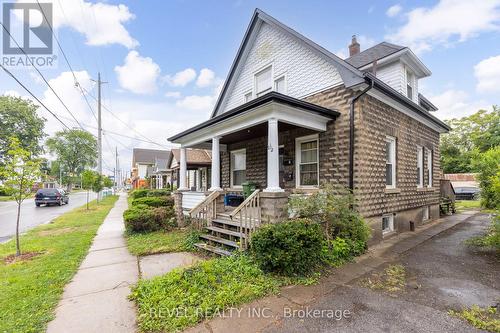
[2,2,56,67]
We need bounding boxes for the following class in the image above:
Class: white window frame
[417,146,424,188]
[243,91,252,103]
[426,148,433,187]
[295,134,319,189]
[385,136,396,189]
[230,148,246,189]
[382,214,394,234]
[274,74,287,94]
[406,67,414,100]
[254,64,273,97]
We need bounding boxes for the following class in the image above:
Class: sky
[1,0,499,176]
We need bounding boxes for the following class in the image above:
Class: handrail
[188,190,221,229]
[229,189,260,218]
[188,190,220,216]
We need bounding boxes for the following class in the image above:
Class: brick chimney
[349,35,360,57]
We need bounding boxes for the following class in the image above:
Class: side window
[244,91,252,103]
[417,146,423,188]
[385,136,396,188]
[406,68,413,100]
[382,214,394,234]
[426,148,433,187]
[255,66,272,97]
[274,76,285,94]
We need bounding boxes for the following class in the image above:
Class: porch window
[382,214,394,234]
[230,149,246,187]
[385,136,396,188]
[426,148,433,187]
[255,66,272,97]
[417,146,423,188]
[296,135,319,187]
[274,76,286,94]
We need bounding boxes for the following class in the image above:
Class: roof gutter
[349,80,374,191]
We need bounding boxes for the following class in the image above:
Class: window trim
[243,90,253,103]
[426,148,433,187]
[295,134,319,189]
[274,74,287,94]
[254,64,273,98]
[406,67,414,100]
[385,136,397,189]
[417,146,424,188]
[230,148,247,189]
[382,214,394,234]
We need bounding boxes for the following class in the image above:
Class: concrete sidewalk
[185,210,482,333]
[47,193,138,333]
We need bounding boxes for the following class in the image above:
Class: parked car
[35,188,69,207]
[454,186,481,200]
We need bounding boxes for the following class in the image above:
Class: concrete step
[194,243,232,256]
[200,234,239,248]
[205,226,247,238]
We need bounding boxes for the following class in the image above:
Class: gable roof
[210,8,364,118]
[345,42,406,68]
[132,148,170,166]
[170,149,212,166]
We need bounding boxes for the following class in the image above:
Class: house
[168,148,212,191]
[131,148,171,189]
[152,157,172,190]
[168,9,450,253]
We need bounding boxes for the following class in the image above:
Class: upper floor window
[426,148,433,187]
[274,76,285,94]
[255,66,272,97]
[385,136,396,188]
[406,69,414,100]
[417,146,423,188]
[244,91,252,103]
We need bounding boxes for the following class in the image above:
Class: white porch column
[209,136,222,191]
[178,147,188,190]
[265,118,284,192]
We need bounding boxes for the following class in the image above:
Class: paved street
[0,191,97,243]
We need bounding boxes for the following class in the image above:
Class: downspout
[349,77,374,191]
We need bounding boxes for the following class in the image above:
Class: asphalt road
[0,191,96,243]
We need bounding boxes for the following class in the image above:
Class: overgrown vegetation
[361,264,407,293]
[0,195,118,333]
[126,229,200,256]
[467,214,500,252]
[449,305,500,333]
[472,147,500,209]
[130,254,283,332]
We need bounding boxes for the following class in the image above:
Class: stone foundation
[173,191,185,227]
[260,191,289,224]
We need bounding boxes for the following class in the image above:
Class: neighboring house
[131,148,171,189]
[168,9,450,252]
[152,157,172,190]
[169,148,212,191]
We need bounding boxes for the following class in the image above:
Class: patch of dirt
[3,251,44,264]
[37,227,77,236]
[360,264,409,296]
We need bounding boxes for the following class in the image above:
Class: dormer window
[255,65,272,97]
[406,68,414,100]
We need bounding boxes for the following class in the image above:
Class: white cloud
[165,91,181,98]
[429,89,490,119]
[474,55,500,93]
[386,4,402,17]
[196,68,216,87]
[164,68,197,87]
[176,95,215,112]
[50,0,138,48]
[114,51,161,94]
[386,0,500,53]
[3,90,21,97]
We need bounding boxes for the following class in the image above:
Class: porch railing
[188,190,221,229]
[229,189,261,250]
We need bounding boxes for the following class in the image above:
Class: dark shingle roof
[132,148,170,165]
[345,42,406,68]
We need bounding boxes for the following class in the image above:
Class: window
[406,69,414,100]
[255,66,272,97]
[296,135,319,187]
[385,136,396,188]
[244,91,252,102]
[423,206,430,221]
[417,146,424,188]
[274,76,285,93]
[382,214,394,234]
[426,148,433,187]
[230,149,246,187]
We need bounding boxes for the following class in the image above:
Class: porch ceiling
[218,121,314,144]
[168,91,339,147]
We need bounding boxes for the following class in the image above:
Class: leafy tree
[92,173,104,202]
[472,147,500,209]
[46,129,97,191]
[441,107,500,173]
[81,170,96,210]
[0,96,46,165]
[103,176,113,188]
[0,137,41,256]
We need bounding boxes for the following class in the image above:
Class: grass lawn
[455,200,481,212]
[0,195,118,333]
[126,229,199,256]
[0,196,13,201]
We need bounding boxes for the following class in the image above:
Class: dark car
[35,188,69,207]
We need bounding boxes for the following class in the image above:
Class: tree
[81,170,96,210]
[0,137,41,256]
[440,107,500,173]
[472,147,500,209]
[92,173,104,202]
[0,96,46,165]
[46,129,97,191]
[103,176,113,188]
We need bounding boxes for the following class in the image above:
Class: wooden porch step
[200,234,239,248]
[194,243,232,256]
[205,226,247,238]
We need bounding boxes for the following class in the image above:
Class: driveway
[0,191,97,243]
[266,213,499,333]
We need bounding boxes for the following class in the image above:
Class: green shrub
[251,218,324,275]
[131,189,150,199]
[132,196,174,208]
[289,184,370,256]
[467,213,500,250]
[124,206,176,233]
[472,146,500,209]
[147,189,171,197]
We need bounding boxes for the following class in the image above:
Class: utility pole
[115,146,118,189]
[94,72,107,199]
